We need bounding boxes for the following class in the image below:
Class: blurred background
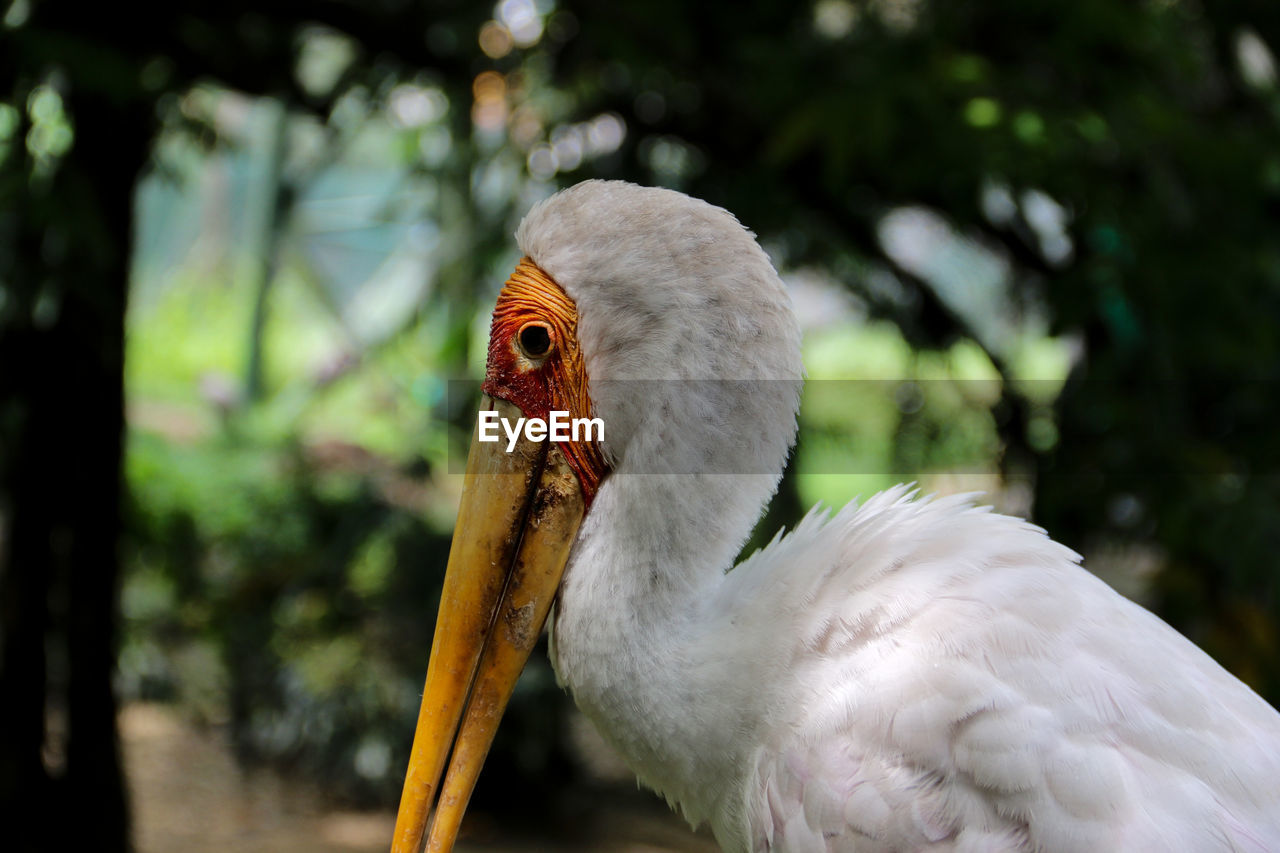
[2,1,1279,850]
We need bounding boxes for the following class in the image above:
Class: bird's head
[391,181,802,852]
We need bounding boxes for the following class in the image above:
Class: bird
[390,180,1280,852]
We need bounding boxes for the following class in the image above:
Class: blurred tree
[0,8,152,850]
[0,0,497,844]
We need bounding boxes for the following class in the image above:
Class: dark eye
[518,322,553,359]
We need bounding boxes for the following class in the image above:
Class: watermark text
[479,409,604,452]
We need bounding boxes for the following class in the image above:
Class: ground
[120,702,718,852]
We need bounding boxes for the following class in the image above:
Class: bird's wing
[722,488,1280,852]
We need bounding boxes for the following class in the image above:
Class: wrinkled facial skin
[482,257,608,504]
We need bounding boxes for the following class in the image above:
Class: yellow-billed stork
[391,181,1280,852]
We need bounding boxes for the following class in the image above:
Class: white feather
[520,181,1280,852]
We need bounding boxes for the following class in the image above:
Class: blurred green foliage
[123,424,449,803]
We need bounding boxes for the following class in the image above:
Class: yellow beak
[390,396,585,852]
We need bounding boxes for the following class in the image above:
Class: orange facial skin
[482,257,608,504]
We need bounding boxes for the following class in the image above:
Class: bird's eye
[517,322,553,359]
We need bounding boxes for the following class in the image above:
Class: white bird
[391,181,1280,853]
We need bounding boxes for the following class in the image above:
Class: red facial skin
[481,257,608,505]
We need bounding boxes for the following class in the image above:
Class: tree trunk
[0,74,152,853]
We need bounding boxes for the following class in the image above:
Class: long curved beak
[390,396,585,853]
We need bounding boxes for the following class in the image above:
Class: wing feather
[718,489,1280,851]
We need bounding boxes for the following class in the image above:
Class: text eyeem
[478,410,604,452]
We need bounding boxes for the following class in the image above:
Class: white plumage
[516,182,1280,851]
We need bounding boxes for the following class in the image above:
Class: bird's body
[555,487,1280,851]
[393,181,1280,853]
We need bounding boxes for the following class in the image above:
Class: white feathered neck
[517,180,803,822]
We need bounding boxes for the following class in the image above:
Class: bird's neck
[550,469,782,831]
[549,369,801,836]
